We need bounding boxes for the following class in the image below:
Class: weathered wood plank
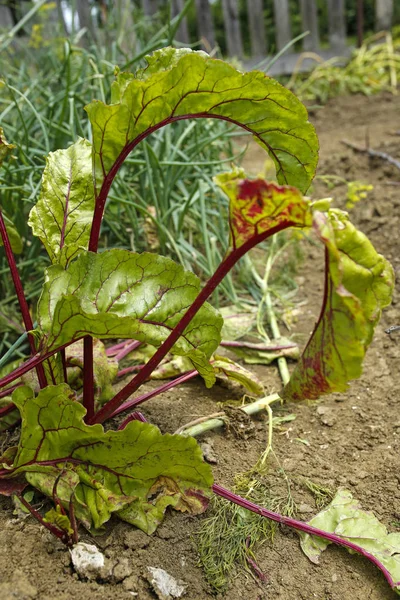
[327,0,346,50]
[246,0,267,57]
[300,0,320,51]
[273,0,292,51]
[195,0,216,52]
[222,0,243,58]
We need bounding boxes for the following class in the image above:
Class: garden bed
[1,90,400,600]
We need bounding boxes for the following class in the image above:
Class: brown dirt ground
[1,92,400,600]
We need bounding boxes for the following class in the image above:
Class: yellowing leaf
[215,168,313,252]
[282,209,394,401]
[300,489,400,595]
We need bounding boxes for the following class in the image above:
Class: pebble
[147,567,187,599]
[69,542,107,581]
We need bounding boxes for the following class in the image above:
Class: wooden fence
[151,0,396,58]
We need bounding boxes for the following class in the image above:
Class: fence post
[273,0,292,51]
[195,0,216,52]
[246,0,267,58]
[327,0,346,50]
[222,0,243,58]
[375,0,394,31]
[171,0,190,44]
[300,0,320,51]
[141,0,159,16]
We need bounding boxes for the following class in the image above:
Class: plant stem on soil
[212,484,399,593]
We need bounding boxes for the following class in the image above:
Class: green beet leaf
[86,48,318,196]
[37,249,222,386]
[215,168,313,252]
[6,384,213,533]
[28,139,95,267]
[282,209,394,401]
[300,489,400,594]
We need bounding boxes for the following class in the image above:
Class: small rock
[298,503,314,515]
[200,440,218,464]
[332,573,338,583]
[316,406,336,427]
[147,567,187,599]
[70,542,106,580]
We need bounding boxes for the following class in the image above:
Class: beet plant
[0,48,398,593]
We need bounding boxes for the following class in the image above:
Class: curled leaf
[86,48,318,195]
[212,356,264,395]
[282,209,394,401]
[7,384,213,534]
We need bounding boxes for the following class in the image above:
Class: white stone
[147,566,187,598]
[70,542,105,580]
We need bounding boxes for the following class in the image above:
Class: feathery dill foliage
[197,474,296,592]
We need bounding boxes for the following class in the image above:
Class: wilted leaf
[300,489,400,594]
[37,249,223,387]
[6,384,213,533]
[43,505,74,535]
[212,356,264,395]
[282,210,394,401]
[219,305,256,341]
[66,339,118,404]
[215,168,313,252]
[228,340,300,365]
[86,48,318,196]
[28,139,95,267]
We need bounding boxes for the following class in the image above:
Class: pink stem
[114,340,141,362]
[117,411,147,430]
[17,493,71,545]
[0,383,21,400]
[83,337,94,423]
[0,338,84,391]
[0,210,47,389]
[117,364,143,378]
[91,224,288,425]
[0,402,16,417]
[212,484,399,593]
[106,340,129,356]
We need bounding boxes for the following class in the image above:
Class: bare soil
[1,92,400,600]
